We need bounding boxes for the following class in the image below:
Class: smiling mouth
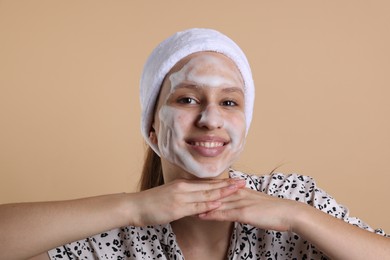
[189,141,226,148]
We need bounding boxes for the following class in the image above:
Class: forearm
[292,203,390,260]
[0,193,134,260]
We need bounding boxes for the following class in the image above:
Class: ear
[149,127,158,144]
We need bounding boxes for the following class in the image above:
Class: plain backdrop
[1,1,389,232]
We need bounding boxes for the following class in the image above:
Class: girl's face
[152,52,246,180]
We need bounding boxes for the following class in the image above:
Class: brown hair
[139,146,164,191]
[139,76,164,191]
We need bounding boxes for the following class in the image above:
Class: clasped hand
[130,178,300,232]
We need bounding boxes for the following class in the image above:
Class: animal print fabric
[48,169,387,259]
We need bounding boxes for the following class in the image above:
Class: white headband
[140,28,255,156]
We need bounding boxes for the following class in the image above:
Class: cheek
[176,113,187,123]
[228,111,245,128]
[226,112,246,143]
[157,106,193,140]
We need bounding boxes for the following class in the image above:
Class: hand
[129,178,246,226]
[198,187,303,232]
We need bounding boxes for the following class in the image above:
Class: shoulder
[229,168,317,198]
[229,169,389,234]
[230,168,349,218]
[48,224,173,259]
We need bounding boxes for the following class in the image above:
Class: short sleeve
[48,228,134,259]
[231,170,388,237]
[48,233,120,259]
[267,172,389,237]
[48,225,182,259]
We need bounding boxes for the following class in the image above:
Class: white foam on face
[158,105,245,178]
[169,55,240,91]
[156,53,246,178]
[197,103,223,128]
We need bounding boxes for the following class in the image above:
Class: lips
[190,141,224,148]
[186,136,229,157]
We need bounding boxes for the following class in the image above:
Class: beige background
[1,1,389,232]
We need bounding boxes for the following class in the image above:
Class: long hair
[139,146,164,191]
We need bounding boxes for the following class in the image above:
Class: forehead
[161,52,244,94]
[168,51,243,81]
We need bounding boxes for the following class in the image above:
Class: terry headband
[140,28,255,156]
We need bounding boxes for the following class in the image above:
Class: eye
[221,100,238,107]
[177,97,198,105]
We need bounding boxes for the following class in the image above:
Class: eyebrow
[172,84,200,91]
[220,86,245,96]
[172,84,244,96]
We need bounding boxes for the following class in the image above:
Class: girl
[1,28,389,260]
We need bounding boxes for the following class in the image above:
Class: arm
[0,178,246,260]
[292,203,390,260]
[199,188,390,260]
[0,193,132,260]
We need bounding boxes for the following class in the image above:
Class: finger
[179,201,222,217]
[186,180,246,203]
[217,187,263,203]
[197,195,256,220]
[178,178,245,192]
[198,207,242,222]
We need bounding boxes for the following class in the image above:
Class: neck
[171,217,233,259]
[164,166,233,258]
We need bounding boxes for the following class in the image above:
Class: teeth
[192,142,224,148]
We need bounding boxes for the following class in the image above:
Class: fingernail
[199,213,207,218]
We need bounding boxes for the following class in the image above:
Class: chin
[188,167,228,179]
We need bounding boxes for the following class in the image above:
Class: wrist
[115,192,139,227]
[288,201,313,234]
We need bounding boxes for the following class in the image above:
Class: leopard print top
[48,169,387,259]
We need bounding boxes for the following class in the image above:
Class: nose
[196,104,224,130]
